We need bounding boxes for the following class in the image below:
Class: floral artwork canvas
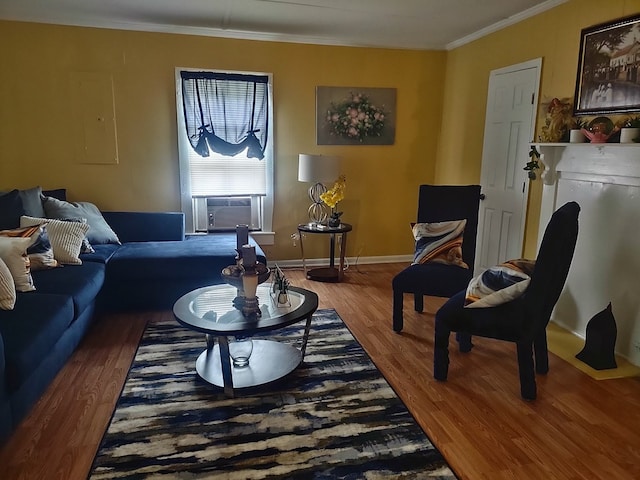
[316,86,396,145]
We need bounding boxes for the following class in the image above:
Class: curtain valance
[180,71,269,160]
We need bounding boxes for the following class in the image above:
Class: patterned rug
[89,309,457,479]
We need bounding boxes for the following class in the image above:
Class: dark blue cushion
[0,190,25,229]
[80,243,120,264]
[436,290,526,342]
[30,262,105,315]
[0,293,74,391]
[392,262,473,298]
[107,234,266,282]
[185,234,267,262]
[101,211,185,242]
[42,188,66,201]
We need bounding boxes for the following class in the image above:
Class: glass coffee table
[173,283,318,397]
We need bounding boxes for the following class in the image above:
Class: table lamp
[298,154,340,224]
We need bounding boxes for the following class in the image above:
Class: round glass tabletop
[173,283,318,335]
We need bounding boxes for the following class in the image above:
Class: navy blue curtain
[180,71,269,160]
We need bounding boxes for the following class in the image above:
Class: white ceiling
[0,0,567,50]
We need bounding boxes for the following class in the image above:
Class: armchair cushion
[412,219,467,268]
[464,259,535,309]
[393,262,473,297]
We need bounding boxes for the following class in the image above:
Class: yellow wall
[436,0,639,257]
[0,21,446,261]
[1,0,638,261]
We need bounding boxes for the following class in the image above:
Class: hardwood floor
[1,262,639,479]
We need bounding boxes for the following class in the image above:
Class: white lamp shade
[298,154,340,183]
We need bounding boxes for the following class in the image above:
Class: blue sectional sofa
[0,207,266,442]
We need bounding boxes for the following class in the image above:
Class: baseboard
[547,322,640,380]
[270,254,413,269]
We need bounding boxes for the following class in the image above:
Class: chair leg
[414,294,423,313]
[456,332,473,353]
[392,290,404,332]
[534,331,549,374]
[516,341,537,400]
[433,321,451,381]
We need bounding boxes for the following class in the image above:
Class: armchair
[433,201,580,400]
[392,184,482,332]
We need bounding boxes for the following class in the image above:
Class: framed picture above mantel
[574,14,640,115]
[316,86,396,145]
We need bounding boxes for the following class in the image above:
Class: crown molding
[445,0,569,50]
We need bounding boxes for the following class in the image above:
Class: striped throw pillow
[20,216,89,265]
[0,236,35,292]
[0,257,17,310]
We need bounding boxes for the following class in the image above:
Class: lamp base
[308,182,328,223]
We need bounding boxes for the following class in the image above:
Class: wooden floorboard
[1,262,639,479]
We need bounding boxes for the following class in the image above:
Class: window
[175,69,274,237]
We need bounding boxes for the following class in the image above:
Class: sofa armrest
[102,211,185,242]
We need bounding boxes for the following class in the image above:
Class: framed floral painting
[574,14,640,115]
[316,86,396,145]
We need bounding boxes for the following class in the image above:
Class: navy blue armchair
[392,184,482,332]
[433,201,580,400]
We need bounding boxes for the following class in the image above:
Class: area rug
[89,309,456,479]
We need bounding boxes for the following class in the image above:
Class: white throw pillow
[0,236,35,292]
[0,257,16,310]
[464,259,535,309]
[20,216,89,265]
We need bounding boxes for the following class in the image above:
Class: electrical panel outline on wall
[69,71,119,165]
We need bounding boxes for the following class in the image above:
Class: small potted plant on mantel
[569,117,589,143]
[620,115,640,143]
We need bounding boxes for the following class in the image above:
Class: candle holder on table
[221,233,270,317]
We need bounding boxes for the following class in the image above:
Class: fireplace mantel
[533,143,640,186]
[533,142,640,366]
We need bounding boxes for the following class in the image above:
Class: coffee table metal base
[196,339,302,393]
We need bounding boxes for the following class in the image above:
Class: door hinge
[531,93,535,105]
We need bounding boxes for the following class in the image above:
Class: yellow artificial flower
[320,175,346,209]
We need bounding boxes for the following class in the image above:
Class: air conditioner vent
[207,197,252,231]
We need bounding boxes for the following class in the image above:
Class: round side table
[297,223,352,282]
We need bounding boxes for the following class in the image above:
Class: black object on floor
[576,302,618,370]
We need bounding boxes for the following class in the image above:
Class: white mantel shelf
[532,143,640,186]
[533,141,640,366]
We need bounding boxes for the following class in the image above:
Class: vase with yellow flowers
[320,175,346,228]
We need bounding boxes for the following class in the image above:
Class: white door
[475,59,541,273]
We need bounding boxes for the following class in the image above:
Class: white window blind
[188,148,267,196]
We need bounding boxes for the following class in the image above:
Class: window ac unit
[207,197,252,231]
